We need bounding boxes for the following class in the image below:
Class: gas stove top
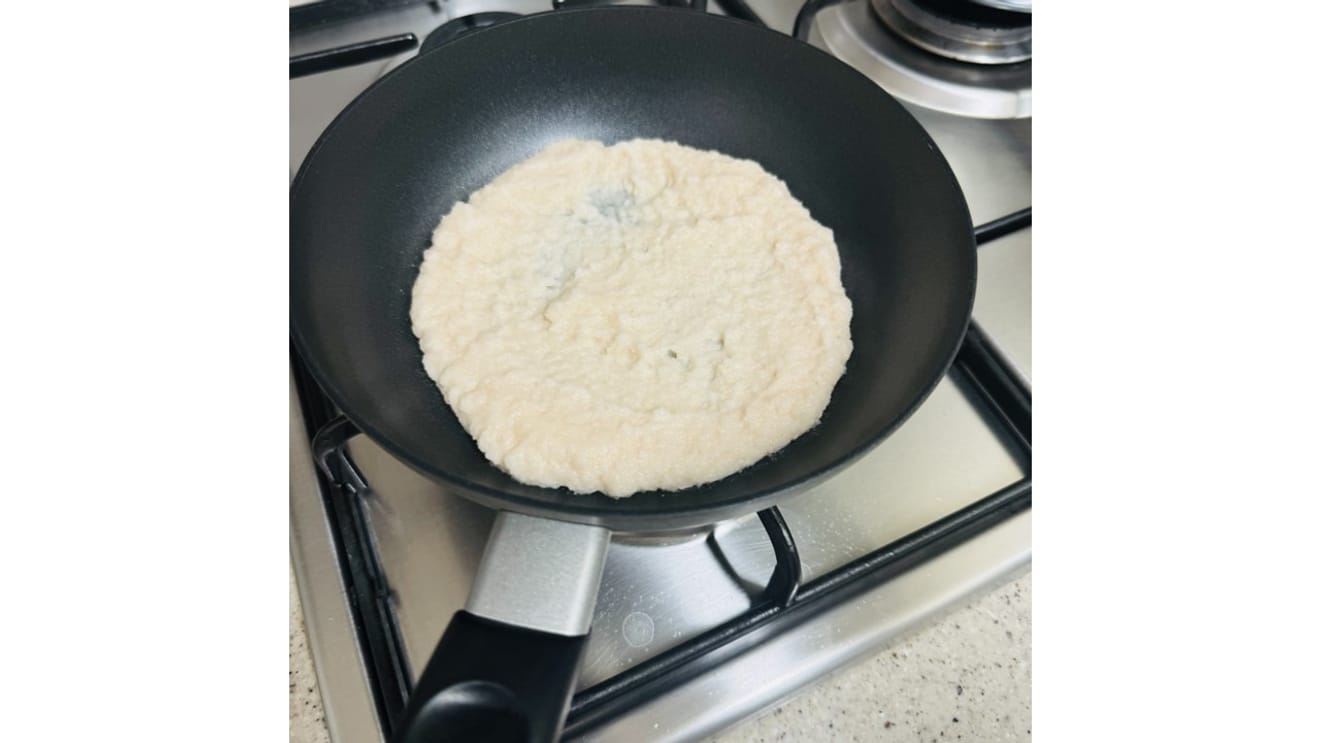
[290,2,1030,741]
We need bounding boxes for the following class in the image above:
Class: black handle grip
[391,611,590,743]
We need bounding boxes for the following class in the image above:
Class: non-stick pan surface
[290,7,976,531]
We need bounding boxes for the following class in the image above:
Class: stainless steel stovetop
[290,2,1030,741]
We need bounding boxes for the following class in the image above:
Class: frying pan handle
[391,513,611,743]
[392,612,591,743]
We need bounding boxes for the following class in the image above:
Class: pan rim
[290,6,977,531]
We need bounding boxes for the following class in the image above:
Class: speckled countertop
[291,567,1030,742]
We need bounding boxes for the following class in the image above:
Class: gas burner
[872,0,1030,64]
[419,11,521,55]
[816,0,1030,118]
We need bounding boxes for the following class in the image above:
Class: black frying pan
[291,7,974,742]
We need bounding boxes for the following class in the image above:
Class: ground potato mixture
[411,138,852,497]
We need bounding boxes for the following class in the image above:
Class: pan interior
[290,8,975,529]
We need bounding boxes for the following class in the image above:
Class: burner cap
[871,0,1030,64]
[420,12,522,55]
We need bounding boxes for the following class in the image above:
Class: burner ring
[817,0,1030,118]
[871,0,1031,64]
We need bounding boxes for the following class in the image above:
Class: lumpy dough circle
[410,139,853,497]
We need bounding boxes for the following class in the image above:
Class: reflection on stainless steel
[579,511,1031,743]
[903,105,1031,225]
[816,1,1030,119]
[709,513,780,595]
[871,0,1031,65]
[973,227,1032,381]
[289,374,385,743]
[467,513,610,636]
[610,526,715,545]
[779,376,1025,581]
[345,435,493,668]
[579,530,759,689]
